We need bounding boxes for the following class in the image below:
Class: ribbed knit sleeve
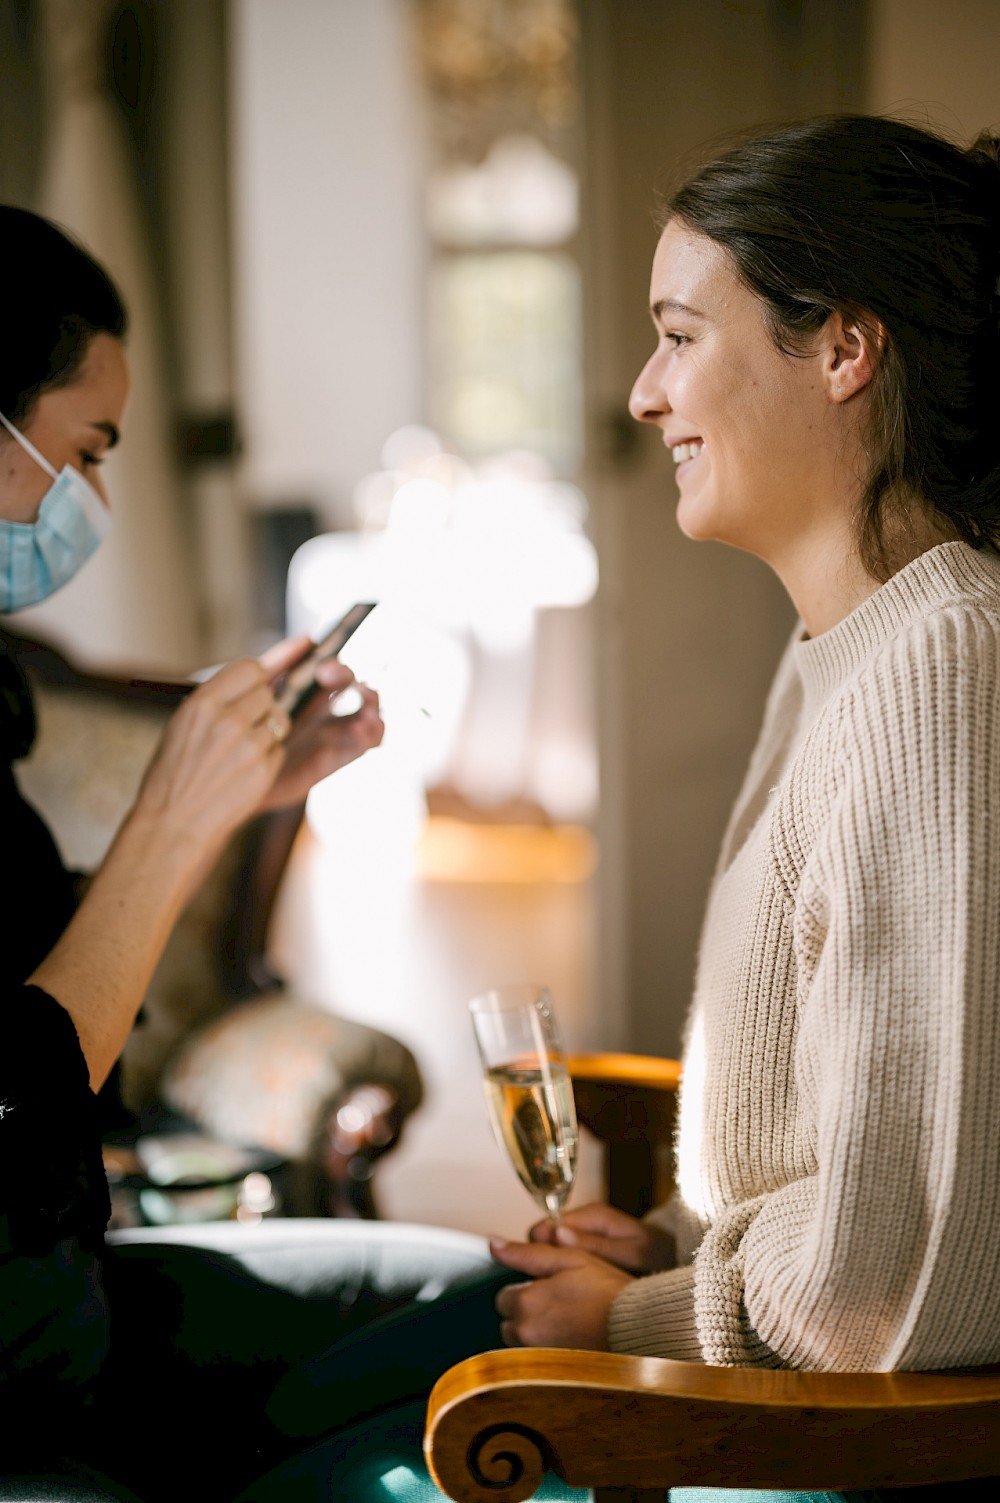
[622,545,1000,1373]
[608,1263,703,1359]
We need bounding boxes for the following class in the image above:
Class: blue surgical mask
[0,408,112,612]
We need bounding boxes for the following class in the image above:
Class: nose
[628,351,668,425]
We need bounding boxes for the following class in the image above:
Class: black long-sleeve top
[0,637,111,1429]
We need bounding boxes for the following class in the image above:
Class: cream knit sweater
[608,542,1000,1372]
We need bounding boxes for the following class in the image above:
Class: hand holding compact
[258,634,384,811]
[42,635,383,1089]
[134,654,293,856]
[136,632,383,851]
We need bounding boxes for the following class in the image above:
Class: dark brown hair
[662,115,1000,578]
[1,205,128,427]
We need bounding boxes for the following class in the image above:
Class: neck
[771,506,953,639]
[775,543,878,639]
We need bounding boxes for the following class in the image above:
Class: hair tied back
[966,130,1000,275]
[968,129,1000,169]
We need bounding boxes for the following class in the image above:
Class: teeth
[671,440,704,465]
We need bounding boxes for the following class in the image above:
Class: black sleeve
[0,648,111,1255]
[0,984,110,1256]
[0,762,79,980]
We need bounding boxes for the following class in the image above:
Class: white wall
[229,0,427,526]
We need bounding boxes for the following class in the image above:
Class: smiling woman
[627,203,972,636]
[628,219,875,588]
[208,113,1000,1503]
[488,114,1000,1503]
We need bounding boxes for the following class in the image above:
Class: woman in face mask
[0,206,532,1503]
[0,205,386,1094]
[0,208,403,1487]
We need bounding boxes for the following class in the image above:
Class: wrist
[112,800,210,892]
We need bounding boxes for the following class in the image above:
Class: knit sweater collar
[792,541,1000,713]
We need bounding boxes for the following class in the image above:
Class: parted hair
[1,205,128,426]
[662,114,1000,578]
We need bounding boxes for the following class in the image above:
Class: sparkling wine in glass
[470,983,578,1222]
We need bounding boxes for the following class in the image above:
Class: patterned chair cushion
[161,993,422,1159]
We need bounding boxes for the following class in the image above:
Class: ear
[822,310,885,403]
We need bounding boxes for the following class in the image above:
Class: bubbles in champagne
[484,1062,578,1214]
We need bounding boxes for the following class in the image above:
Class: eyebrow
[87,420,120,449]
[651,298,707,322]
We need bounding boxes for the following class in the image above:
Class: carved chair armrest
[566,1053,680,1216]
[425,1347,1000,1503]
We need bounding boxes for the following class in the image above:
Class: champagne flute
[469,983,578,1223]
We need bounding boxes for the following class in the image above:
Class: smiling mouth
[671,439,705,465]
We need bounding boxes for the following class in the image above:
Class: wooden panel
[567,1053,678,1215]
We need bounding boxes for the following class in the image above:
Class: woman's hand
[528,1202,675,1274]
[32,654,295,1088]
[257,636,384,812]
[134,655,292,858]
[491,1236,634,1349]
[136,635,384,857]
[35,637,384,1090]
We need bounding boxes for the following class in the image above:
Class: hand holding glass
[469,984,578,1222]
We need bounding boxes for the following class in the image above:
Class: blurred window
[415,0,581,475]
[428,249,581,470]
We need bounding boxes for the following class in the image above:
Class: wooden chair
[425,1052,1000,1502]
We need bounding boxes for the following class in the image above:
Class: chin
[674,474,752,551]
[674,489,722,544]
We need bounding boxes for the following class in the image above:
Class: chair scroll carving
[465,1422,550,1497]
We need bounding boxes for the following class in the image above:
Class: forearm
[28,806,209,1090]
[22,647,382,1095]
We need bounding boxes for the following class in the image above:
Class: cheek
[670,353,722,425]
[2,450,53,522]
[716,363,795,467]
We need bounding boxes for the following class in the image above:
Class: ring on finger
[266,713,287,744]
